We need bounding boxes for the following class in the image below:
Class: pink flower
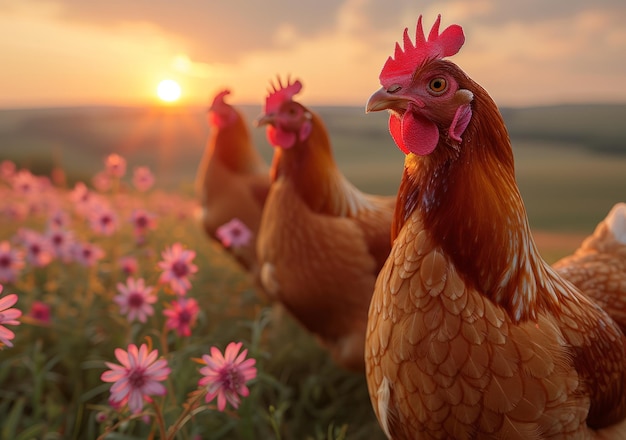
[114,278,156,323]
[70,182,91,205]
[101,343,171,414]
[92,171,112,192]
[130,209,157,242]
[163,297,200,337]
[216,218,253,248]
[132,167,155,192]
[89,206,119,236]
[72,241,105,267]
[157,243,198,295]
[18,229,53,268]
[0,285,22,348]
[198,342,257,411]
[29,301,51,324]
[48,209,71,230]
[11,169,40,196]
[0,160,16,181]
[118,256,139,276]
[105,154,127,178]
[0,241,25,283]
[45,227,75,263]
[69,182,95,218]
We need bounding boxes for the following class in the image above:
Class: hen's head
[256,77,313,149]
[366,15,474,156]
[208,89,238,128]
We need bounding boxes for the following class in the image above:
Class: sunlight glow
[157,79,181,102]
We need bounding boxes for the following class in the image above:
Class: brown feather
[554,204,626,335]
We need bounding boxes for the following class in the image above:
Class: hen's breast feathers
[367,213,626,438]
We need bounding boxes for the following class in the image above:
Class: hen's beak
[366,87,412,113]
[254,113,274,127]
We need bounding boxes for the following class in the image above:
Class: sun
[157,79,181,103]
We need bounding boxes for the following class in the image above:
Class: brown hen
[256,78,396,371]
[555,203,626,334]
[365,15,626,439]
[195,89,270,274]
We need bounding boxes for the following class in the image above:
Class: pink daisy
[105,154,127,178]
[72,241,105,267]
[157,243,198,295]
[118,256,139,276]
[114,277,157,323]
[0,285,22,348]
[130,209,157,242]
[0,160,16,182]
[11,169,40,197]
[198,342,257,411]
[92,171,112,192]
[28,301,51,324]
[101,343,171,414]
[0,241,25,283]
[163,297,200,337]
[132,167,155,192]
[69,182,95,218]
[45,227,75,263]
[18,228,53,268]
[69,182,91,205]
[215,218,253,248]
[88,206,119,236]
[47,209,71,230]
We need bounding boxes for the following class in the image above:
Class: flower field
[0,156,385,439]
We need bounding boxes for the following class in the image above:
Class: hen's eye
[428,78,447,94]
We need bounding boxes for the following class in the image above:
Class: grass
[0,162,385,439]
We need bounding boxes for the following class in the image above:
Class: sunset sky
[2,0,625,108]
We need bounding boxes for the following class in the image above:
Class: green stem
[151,399,168,440]
[96,412,150,440]
[165,389,208,440]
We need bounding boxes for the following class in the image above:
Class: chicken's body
[195,90,270,273]
[555,203,626,334]
[256,79,395,371]
[365,16,626,439]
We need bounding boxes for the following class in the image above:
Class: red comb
[210,89,231,108]
[379,15,465,86]
[265,76,302,114]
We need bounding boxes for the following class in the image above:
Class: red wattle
[390,112,439,156]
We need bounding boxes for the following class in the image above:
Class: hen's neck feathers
[271,111,374,217]
[398,77,572,321]
[209,113,264,173]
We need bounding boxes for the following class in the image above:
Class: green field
[1,103,625,234]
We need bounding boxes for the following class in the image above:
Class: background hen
[554,203,626,334]
[195,89,270,274]
[365,15,626,439]
[255,78,396,371]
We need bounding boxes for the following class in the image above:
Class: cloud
[2,0,626,106]
[23,0,346,62]
[171,55,215,78]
